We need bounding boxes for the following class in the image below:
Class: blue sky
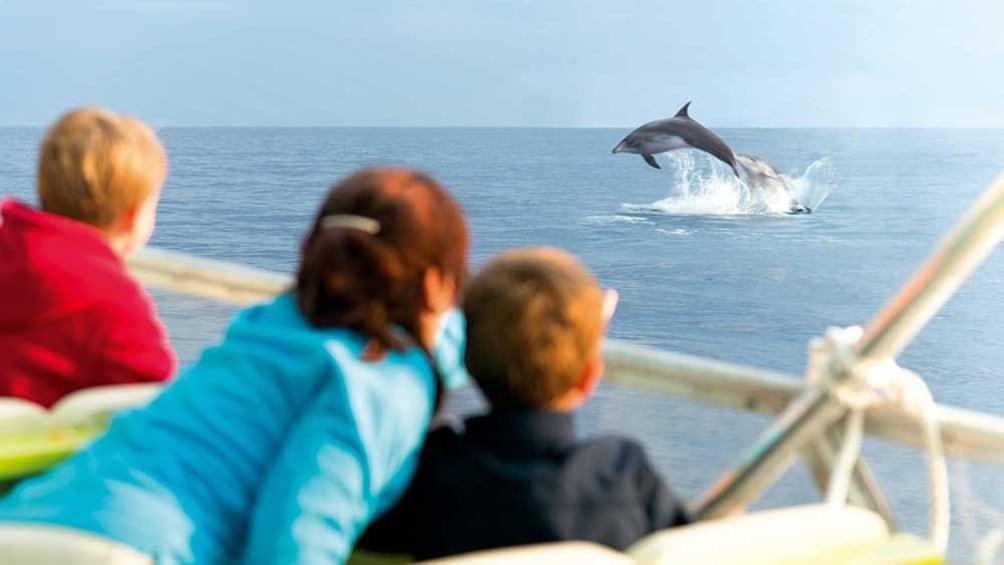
[1,0,1002,127]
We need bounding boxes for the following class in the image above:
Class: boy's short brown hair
[37,107,167,229]
[463,248,605,409]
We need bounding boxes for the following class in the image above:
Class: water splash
[623,152,835,216]
[788,157,836,212]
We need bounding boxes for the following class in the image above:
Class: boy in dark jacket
[359,247,689,560]
[0,108,176,407]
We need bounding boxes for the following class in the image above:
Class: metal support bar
[602,340,1004,465]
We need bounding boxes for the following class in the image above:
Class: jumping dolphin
[735,154,812,214]
[612,102,739,175]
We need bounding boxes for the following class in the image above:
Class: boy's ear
[422,268,457,314]
[110,203,141,236]
[574,353,604,400]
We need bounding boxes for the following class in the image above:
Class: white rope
[810,326,949,553]
[893,367,950,553]
[825,408,864,506]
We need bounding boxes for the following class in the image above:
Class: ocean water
[3,127,1004,559]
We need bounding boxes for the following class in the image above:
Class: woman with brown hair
[0,168,470,565]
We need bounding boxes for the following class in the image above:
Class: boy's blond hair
[463,247,604,409]
[37,107,167,229]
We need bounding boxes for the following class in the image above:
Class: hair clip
[321,214,381,234]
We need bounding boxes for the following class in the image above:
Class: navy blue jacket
[359,409,689,560]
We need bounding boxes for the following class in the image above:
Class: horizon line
[2,124,1004,130]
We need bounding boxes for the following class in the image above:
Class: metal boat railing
[127,243,1004,460]
[126,173,1004,545]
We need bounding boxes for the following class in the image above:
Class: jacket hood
[0,198,128,329]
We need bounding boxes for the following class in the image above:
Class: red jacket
[0,199,176,407]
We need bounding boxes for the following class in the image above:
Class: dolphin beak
[612,142,623,154]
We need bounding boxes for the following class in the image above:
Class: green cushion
[0,426,103,482]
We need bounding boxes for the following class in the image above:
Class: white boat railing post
[693,174,1004,522]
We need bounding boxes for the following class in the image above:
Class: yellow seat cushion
[845,533,942,565]
[628,504,890,565]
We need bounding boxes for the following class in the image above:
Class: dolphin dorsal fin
[675,101,692,118]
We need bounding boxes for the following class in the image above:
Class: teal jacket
[0,294,468,564]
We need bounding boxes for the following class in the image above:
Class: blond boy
[0,107,176,406]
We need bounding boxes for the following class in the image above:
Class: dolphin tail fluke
[642,154,661,169]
